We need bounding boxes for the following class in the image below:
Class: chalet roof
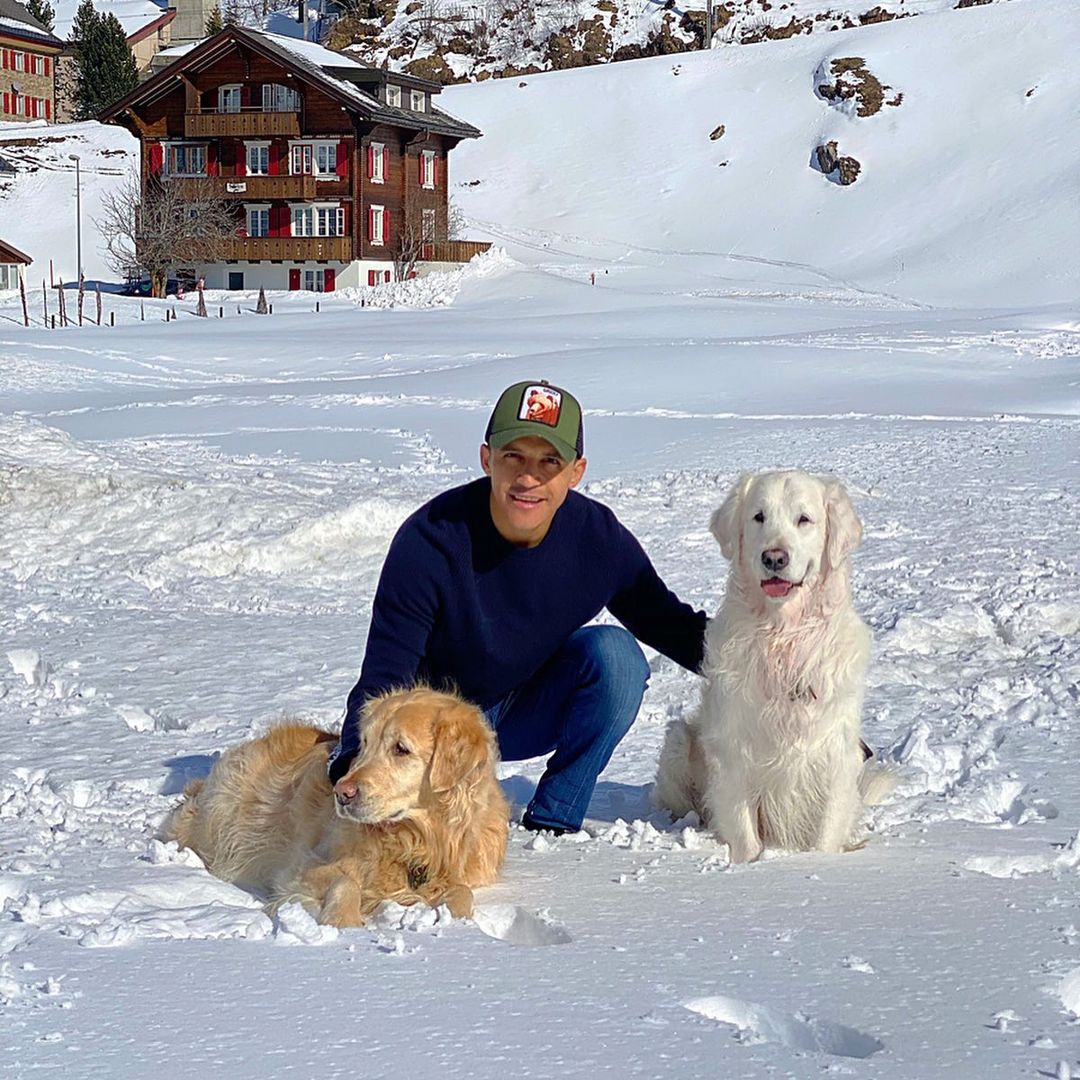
[0,236,32,264]
[100,26,482,142]
[0,0,64,47]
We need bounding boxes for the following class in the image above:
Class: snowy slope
[445,0,1080,307]
[2,1,1080,1077]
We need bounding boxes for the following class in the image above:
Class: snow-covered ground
[3,1,1080,1076]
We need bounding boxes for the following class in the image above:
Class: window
[0,264,18,290]
[13,51,24,73]
[303,269,326,292]
[290,142,337,177]
[247,205,270,237]
[368,141,385,183]
[420,150,436,189]
[422,208,436,243]
[218,85,241,113]
[291,205,344,237]
[31,55,45,75]
[262,83,300,112]
[167,144,207,176]
[246,143,269,175]
[410,89,426,112]
[369,204,385,246]
[385,84,401,107]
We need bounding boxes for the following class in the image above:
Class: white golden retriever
[653,470,895,862]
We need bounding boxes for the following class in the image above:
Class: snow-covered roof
[51,0,170,42]
[0,0,63,46]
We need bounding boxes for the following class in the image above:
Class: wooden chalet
[100,26,489,292]
[0,0,63,124]
[0,236,31,290]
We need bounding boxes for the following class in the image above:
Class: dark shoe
[521,811,569,837]
[860,739,874,762]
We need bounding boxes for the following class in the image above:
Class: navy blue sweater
[337,478,706,769]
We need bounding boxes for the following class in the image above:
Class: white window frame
[289,141,337,179]
[291,203,345,238]
[262,83,300,113]
[421,150,435,189]
[303,269,327,293]
[164,143,208,177]
[410,89,426,112]
[369,141,384,184]
[369,204,385,247]
[246,141,270,175]
[0,263,19,290]
[218,84,242,113]
[385,84,401,107]
[13,51,24,73]
[246,204,270,237]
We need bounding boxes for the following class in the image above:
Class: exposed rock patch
[815,140,862,185]
[817,57,900,117]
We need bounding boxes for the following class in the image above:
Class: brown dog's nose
[762,548,789,573]
[334,778,358,806]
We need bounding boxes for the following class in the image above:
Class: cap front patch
[518,385,562,428]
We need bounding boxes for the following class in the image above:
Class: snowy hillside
[444,0,1080,307]
[2,0,1080,1077]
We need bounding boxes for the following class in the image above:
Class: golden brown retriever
[162,688,509,926]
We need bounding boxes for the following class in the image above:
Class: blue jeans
[484,625,650,832]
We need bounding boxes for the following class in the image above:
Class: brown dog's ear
[822,478,863,573]
[429,700,493,793]
[709,473,754,562]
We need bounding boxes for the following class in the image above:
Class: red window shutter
[336,141,348,179]
[367,144,374,179]
[44,56,50,77]
[2,93,8,115]
[417,154,424,184]
[206,143,218,176]
[268,143,280,176]
[150,143,163,175]
[382,208,389,245]
[289,268,301,291]
[368,206,374,241]
[1,49,7,69]
[45,98,51,120]
[236,143,246,176]
[368,270,377,287]
[434,155,440,186]
[240,85,251,108]
[384,270,391,283]
[382,146,388,181]
[323,268,335,291]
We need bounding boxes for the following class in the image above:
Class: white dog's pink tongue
[761,578,794,598]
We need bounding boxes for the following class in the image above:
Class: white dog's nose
[761,548,789,573]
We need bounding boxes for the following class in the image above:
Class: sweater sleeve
[334,519,443,778]
[605,525,707,675]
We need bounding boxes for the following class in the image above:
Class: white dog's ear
[710,473,754,562]
[823,478,863,572]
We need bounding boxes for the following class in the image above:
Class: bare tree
[393,206,439,282]
[96,171,238,298]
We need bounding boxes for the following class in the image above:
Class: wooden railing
[170,175,318,200]
[184,110,301,138]
[218,237,352,261]
[421,240,492,263]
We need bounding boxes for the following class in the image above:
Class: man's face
[480,435,587,547]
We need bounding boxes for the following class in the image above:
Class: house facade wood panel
[101,25,488,292]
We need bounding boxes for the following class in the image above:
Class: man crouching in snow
[329,379,707,836]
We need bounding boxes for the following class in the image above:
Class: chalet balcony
[420,241,493,263]
[170,175,318,200]
[218,237,352,262]
[184,108,300,138]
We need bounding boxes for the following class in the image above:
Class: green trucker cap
[484,380,584,462]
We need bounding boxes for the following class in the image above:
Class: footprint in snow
[683,995,884,1059]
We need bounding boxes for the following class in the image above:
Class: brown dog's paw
[433,883,474,919]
